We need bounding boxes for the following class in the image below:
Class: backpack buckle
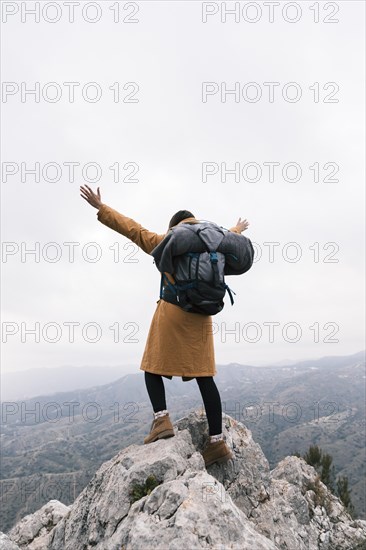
[210,251,218,263]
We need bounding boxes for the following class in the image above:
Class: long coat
[97,204,241,382]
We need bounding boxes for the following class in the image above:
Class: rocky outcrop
[253,456,366,549]
[6,500,70,550]
[0,533,20,550]
[2,410,366,549]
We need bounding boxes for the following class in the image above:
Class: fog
[1,1,364,374]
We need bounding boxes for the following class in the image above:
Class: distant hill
[0,365,137,401]
[0,350,364,532]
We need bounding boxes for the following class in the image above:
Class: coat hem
[140,367,217,380]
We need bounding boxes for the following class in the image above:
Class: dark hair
[168,210,195,229]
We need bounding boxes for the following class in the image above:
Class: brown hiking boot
[143,413,175,444]
[201,438,233,467]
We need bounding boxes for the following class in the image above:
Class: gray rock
[0,532,20,550]
[5,410,366,550]
[245,455,366,550]
[175,410,272,516]
[46,411,276,549]
[7,500,70,550]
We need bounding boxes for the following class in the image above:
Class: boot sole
[157,429,175,439]
[144,429,175,444]
[205,451,233,467]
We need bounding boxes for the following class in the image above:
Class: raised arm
[80,185,166,255]
[97,204,166,254]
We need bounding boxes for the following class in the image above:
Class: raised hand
[80,185,102,209]
[235,217,249,233]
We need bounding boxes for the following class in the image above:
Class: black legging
[144,371,222,436]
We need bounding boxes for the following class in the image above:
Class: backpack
[159,220,247,315]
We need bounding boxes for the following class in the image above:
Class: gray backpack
[159,221,237,315]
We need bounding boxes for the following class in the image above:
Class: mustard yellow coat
[97,204,241,382]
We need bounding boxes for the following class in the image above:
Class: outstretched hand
[235,217,249,233]
[80,185,102,209]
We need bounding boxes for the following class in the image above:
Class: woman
[80,184,249,467]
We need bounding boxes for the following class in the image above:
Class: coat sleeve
[97,203,166,255]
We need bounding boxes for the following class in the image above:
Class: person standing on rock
[80,184,250,467]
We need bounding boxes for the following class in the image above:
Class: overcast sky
[1,1,365,374]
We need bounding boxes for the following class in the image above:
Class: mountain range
[1,350,364,534]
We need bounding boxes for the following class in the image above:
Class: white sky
[1,1,365,373]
